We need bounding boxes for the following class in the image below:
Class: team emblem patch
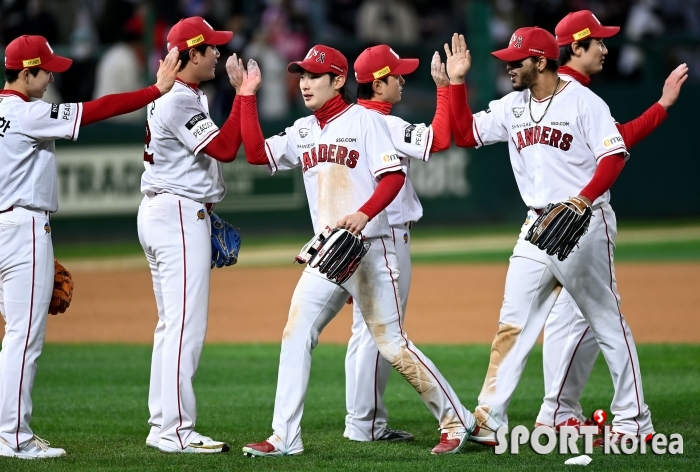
[299,128,309,138]
[512,107,525,118]
[44,222,50,233]
[197,209,206,220]
[403,232,408,244]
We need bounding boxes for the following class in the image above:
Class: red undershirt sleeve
[240,95,269,165]
[81,85,161,126]
[358,171,406,220]
[202,95,242,162]
[616,102,667,150]
[579,153,626,202]
[449,83,478,148]
[430,86,451,152]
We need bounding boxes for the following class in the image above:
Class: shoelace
[31,436,50,451]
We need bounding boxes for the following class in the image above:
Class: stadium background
[0,0,699,470]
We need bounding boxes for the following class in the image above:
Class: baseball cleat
[431,429,469,455]
[157,435,230,454]
[0,436,66,459]
[593,431,653,447]
[534,417,602,435]
[242,439,291,457]
[376,427,414,442]
[468,424,499,447]
[146,429,160,448]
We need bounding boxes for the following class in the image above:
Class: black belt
[0,206,48,215]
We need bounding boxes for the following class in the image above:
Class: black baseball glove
[525,196,592,261]
[295,228,370,284]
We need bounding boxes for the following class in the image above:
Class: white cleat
[157,434,230,454]
[0,436,66,459]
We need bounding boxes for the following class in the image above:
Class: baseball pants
[0,208,53,450]
[475,204,653,436]
[137,194,212,450]
[269,235,473,454]
[344,223,412,441]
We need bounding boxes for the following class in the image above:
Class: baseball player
[139,17,245,454]
[237,44,477,456]
[0,35,180,459]
[445,30,654,446]
[344,46,452,442]
[535,11,689,432]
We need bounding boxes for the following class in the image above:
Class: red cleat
[242,440,285,457]
[431,430,469,455]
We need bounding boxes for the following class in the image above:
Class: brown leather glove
[49,259,74,315]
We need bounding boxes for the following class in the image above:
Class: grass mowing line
[9,343,699,471]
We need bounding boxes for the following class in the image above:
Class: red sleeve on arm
[430,86,451,152]
[358,171,406,220]
[202,95,242,162]
[240,95,269,165]
[449,83,478,148]
[579,153,626,202]
[616,102,668,149]
[81,85,161,126]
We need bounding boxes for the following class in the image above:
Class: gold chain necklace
[528,77,561,125]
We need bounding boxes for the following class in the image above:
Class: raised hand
[155,47,181,95]
[226,53,245,93]
[431,51,449,87]
[444,33,472,84]
[240,59,262,96]
[658,63,689,110]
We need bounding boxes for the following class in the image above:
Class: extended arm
[430,52,451,152]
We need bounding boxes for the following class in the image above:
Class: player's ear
[372,79,383,95]
[333,74,346,90]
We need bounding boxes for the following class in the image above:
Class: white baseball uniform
[261,103,474,454]
[139,79,225,449]
[0,91,82,449]
[468,79,653,436]
[344,111,433,441]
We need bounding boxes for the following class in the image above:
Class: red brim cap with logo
[4,35,72,72]
[555,10,619,46]
[353,44,419,83]
[288,45,348,76]
[167,16,232,51]
[492,26,560,62]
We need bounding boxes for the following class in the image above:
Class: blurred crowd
[1,0,698,123]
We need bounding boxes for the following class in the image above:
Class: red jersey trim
[325,103,354,126]
[422,127,433,161]
[193,129,220,155]
[0,90,29,101]
[265,141,278,173]
[373,162,403,177]
[71,102,82,141]
[596,147,628,163]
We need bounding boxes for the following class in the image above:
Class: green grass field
[5,344,698,471]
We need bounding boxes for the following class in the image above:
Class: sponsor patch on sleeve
[403,124,416,143]
[50,103,59,119]
[602,133,624,149]
[380,151,400,164]
[59,104,74,121]
[404,124,427,146]
[185,112,217,140]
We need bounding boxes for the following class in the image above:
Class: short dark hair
[558,38,593,65]
[329,73,352,103]
[178,44,210,71]
[4,67,41,83]
[356,76,389,100]
[531,56,559,72]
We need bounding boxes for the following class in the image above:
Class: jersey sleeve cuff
[265,141,279,175]
[596,147,629,163]
[473,121,484,148]
[373,162,404,178]
[422,126,434,161]
[70,102,83,141]
[193,129,220,155]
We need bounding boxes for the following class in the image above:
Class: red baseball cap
[353,45,419,83]
[4,35,72,73]
[288,45,348,76]
[492,27,559,62]
[555,10,619,46]
[166,17,232,52]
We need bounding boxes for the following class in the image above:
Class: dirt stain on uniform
[481,323,522,397]
[317,164,353,232]
[388,347,434,394]
[282,304,300,341]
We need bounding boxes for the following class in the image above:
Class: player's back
[141,80,225,203]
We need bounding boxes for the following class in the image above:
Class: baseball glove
[295,227,370,284]
[525,196,592,261]
[49,259,74,315]
[210,213,242,268]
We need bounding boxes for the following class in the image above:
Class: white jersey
[373,112,434,225]
[141,80,226,203]
[264,104,401,238]
[472,80,627,208]
[0,92,82,212]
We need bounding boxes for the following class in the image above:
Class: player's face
[507,58,538,91]
[579,38,607,75]
[195,45,220,81]
[384,75,404,104]
[299,72,343,111]
[26,68,53,99]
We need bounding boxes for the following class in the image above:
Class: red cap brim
[207,30,233,46]
[41,55,72,73]
[491,48,530,62]
[288,61,329,74]
[392,58,419,76]
[594,25,620,39]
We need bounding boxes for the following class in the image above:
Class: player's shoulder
[382,113,409,127]
[560,79,605,106]
[157,82,202,108]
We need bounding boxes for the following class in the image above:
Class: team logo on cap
[186,34,205,47]
[510,34,523,48]
[316,52,326,63]
[22,57,41,67]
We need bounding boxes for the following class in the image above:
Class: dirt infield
[8,262,694,344]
